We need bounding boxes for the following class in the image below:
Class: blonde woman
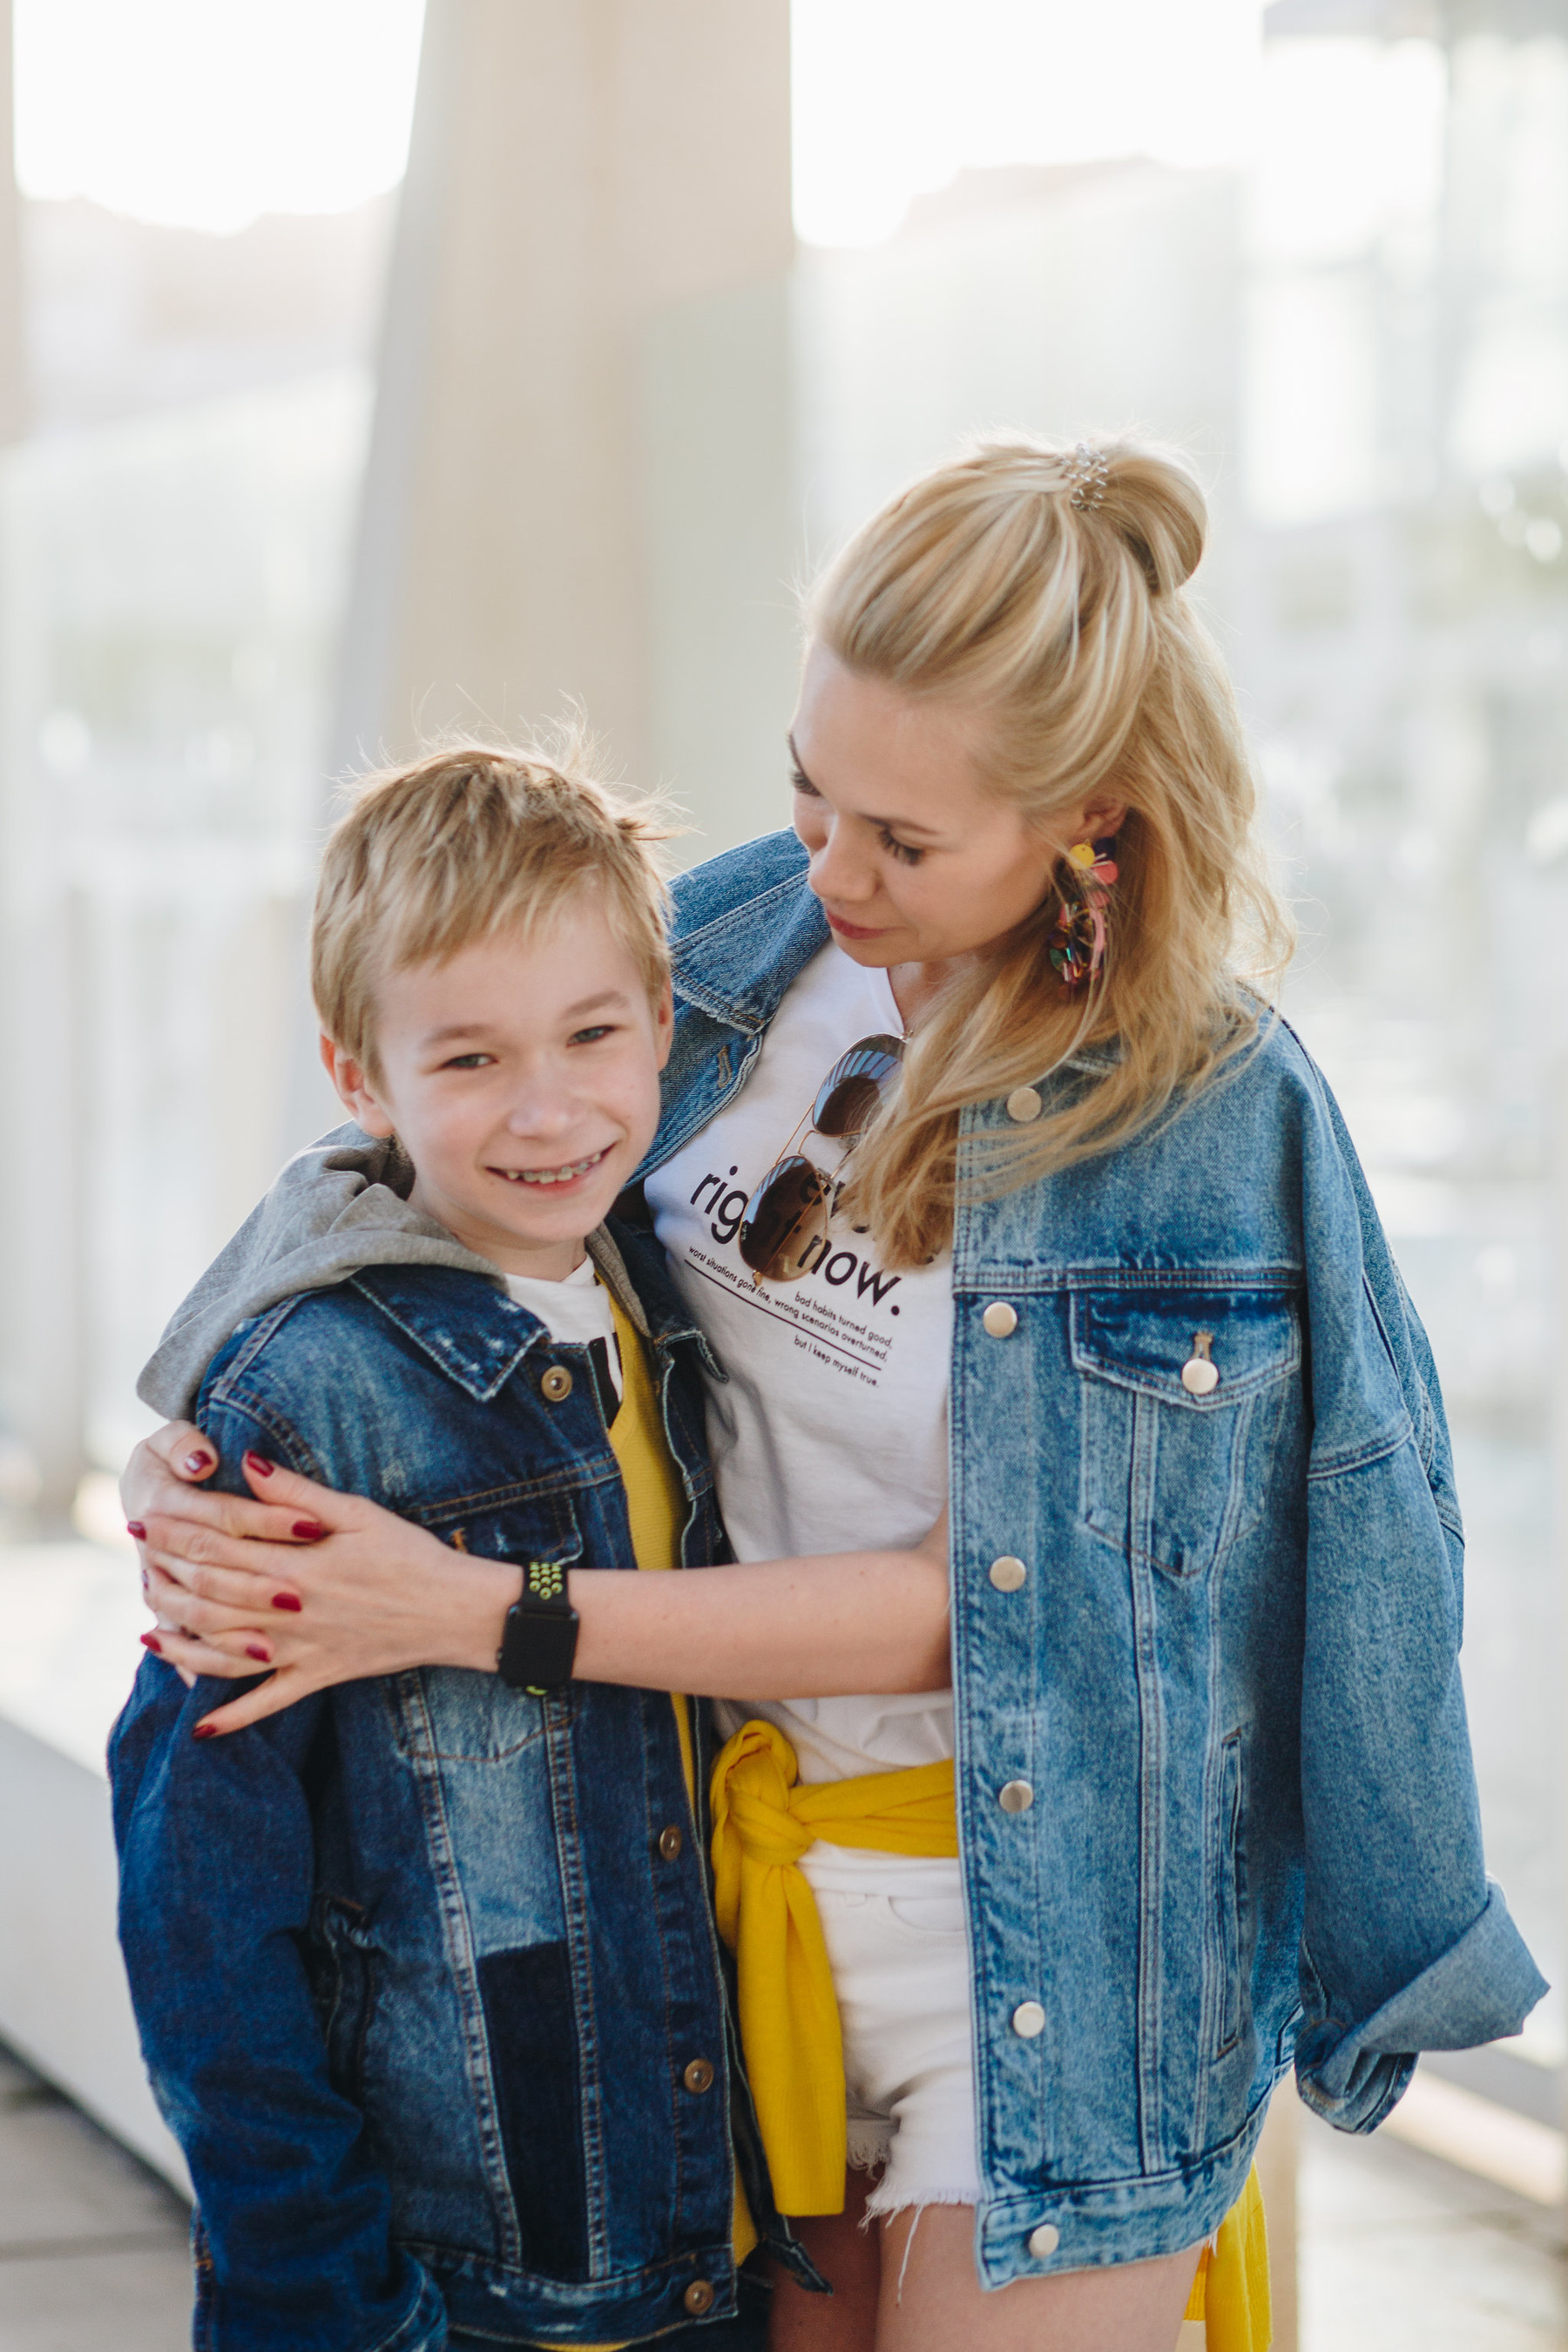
[126,437,1542,2351]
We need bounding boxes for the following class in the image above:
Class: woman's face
[789,640,1118,972]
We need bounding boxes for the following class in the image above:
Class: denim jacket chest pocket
[1071,1287,1301,1578]
[388,1490,585,1762]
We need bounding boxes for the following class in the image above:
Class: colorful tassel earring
[1047,836,1119,988]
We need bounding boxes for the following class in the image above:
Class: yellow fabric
[711,1716,1270,2350]
[1184,2164,1272,2349]
[708,1716,957,2214]
[604,1294,757,2278]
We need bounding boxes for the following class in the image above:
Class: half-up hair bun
[806,427,1291,1271]
[1096,439,1206,594]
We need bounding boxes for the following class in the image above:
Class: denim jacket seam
[199,1389,324,1481]
[1304,1413,1416,1482]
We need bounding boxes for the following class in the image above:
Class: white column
[0,0,24,444]
[333,0,794,787]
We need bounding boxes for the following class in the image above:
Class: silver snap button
[998,1780,1035,1814]
[1005,1085,1043,1124]
[1028,2222,1060,2259]
[989,1555,1027,1592]
[1011,2000,1046,2038]
[982,1301,1018,1338]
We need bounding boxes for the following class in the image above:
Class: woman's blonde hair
[809,434,1292,1268]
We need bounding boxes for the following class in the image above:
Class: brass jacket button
[981,1301,1018,1338]
[1005,1085,1043,1123]
[989,1556,1027,1592]
[658,1824,684,1861]
[539,1364,573,1402]
[684,2281,715,2315]
[998,1780,1035,1814]
[682,2057,715,2094]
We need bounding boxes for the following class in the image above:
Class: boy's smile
[321,893,672,1280]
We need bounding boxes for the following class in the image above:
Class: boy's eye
[569,1024,616,1045]
[442,1051,495,1070]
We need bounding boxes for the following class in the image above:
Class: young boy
[110,747,780,2351]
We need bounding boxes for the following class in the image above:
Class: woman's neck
[886,956,964,1030]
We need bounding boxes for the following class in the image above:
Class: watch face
[498,1596,579,1692]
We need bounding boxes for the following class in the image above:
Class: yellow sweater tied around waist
[709,1717,1270,2352]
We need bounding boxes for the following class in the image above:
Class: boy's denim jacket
[637,829,1546,2284]
[112,1212,784,2352]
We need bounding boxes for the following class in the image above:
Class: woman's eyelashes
[791,760,923,862]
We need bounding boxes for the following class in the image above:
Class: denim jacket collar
[345,1226,713,1407]
[669,830,829,1031]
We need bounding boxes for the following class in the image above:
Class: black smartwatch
[497,1562,579,1693]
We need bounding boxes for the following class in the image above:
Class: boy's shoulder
[197,1262,548,1493]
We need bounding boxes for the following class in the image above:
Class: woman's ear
[1074,795,1127,842]
[319,1032,396,1138]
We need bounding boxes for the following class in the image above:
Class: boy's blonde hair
[810,434,1294,1269]
[312,738,671,1080]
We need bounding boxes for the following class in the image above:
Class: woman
[127,435,1543,2351]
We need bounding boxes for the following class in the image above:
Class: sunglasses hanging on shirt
[737,1033,903,1283]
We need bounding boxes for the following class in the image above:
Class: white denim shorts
[798,1841,982,2216]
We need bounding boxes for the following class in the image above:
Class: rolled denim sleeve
[1293,1075,1547,2129]
[109,1417,445,2352]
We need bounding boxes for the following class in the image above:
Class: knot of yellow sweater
[710,1719,956,2214]
[708,1718,1271,2349]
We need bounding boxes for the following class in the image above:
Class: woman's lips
[825,909,893,941]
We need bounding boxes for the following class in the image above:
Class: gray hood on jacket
[138,1124,646,1422]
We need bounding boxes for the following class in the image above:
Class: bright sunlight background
[16,0,1267,244]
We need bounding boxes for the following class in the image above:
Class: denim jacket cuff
[1295,1879,1550,2132]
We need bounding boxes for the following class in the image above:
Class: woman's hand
[135,1451,517,1739]
[125,1422,328,1690]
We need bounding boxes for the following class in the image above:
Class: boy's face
[324,894,672,1280]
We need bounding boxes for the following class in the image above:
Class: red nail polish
[244,1450,274,1478]
[192,1723,218,1740]
[126,1520,146,1539]
[292,1520,326,1541]
[245,1645,271,1664]
[140,1632,162,1653]
[272,1592,302,1613]
[183,1452,212,1476]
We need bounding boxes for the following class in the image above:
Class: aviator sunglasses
[737,1033,903,1282]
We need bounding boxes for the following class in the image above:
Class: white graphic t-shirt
[645,942,954,1783]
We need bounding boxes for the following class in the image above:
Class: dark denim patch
[477,1943,588,2281]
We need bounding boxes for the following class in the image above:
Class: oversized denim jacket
[639,828,1547,2286]
[111,1214,784,2352]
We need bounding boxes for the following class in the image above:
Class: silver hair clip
[1064,442,1109,510]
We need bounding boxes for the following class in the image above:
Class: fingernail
[243,1450,274,1478]
[183,1451,212,1476]
[245,1645,272,1664]
[126,1520,146,1539]
[140,1632,162,1653]
[192,1723,217,1741]
[292,1519,326,1541]
[271,1592,302,1613]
